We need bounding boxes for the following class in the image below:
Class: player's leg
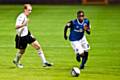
[71,41,84,62]
[31,40,46,63]
[13,49,25,63]
[80,51,88,69]
[80,36,90,69]
[31,40,53,67]
[13,35,27,68]
[81,51,88,67]
[13,49,25,68]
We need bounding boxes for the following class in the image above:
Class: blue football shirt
[69,18,90,41]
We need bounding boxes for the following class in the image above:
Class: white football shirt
[16,13,28,37]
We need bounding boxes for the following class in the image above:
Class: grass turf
[0,5,120,80]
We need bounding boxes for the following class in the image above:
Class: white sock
[37,49,47,64]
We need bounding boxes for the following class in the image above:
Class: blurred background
[0,0,120,80]
[0,0,120,4]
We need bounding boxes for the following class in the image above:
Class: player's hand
[16,18,30,29]
[84,24,88,31]
[64,35,67,40]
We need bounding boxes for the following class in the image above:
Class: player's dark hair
[77,10,84,16]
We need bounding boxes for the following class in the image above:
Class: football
[71,67,80,77]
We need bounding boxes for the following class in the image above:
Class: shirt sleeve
[84,19,90,29]
[66,21,73,28]
[87,19,90,29]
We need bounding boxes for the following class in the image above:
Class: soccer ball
[71,67,80,77]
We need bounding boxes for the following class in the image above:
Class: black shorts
[15,34,36,49]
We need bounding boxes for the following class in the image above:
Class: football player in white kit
[13,4,53,68]
[64,10,90,69]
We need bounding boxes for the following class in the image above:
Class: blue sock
[81,52,88,67]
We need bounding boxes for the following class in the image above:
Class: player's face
[77,12,84,22]
[24,6,32,16]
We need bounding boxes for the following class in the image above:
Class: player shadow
[0,64,16,69]
[8,66,16,69]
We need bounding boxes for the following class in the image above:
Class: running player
[64,10,90,69]
[13,4,53,68]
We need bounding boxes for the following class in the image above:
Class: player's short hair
[77,10,84,16]
[24,4,31,10]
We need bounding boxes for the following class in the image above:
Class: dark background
[0,0,120,4]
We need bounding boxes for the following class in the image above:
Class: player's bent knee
[35,44,41,50]
[36,46,40,50]
[31,41,41,50]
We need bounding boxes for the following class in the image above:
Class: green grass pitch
[0,5,120,80]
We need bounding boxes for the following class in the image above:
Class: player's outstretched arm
[64,26,68,40]
[64,21,72,40]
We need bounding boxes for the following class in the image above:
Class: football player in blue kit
[64,10,90,69]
